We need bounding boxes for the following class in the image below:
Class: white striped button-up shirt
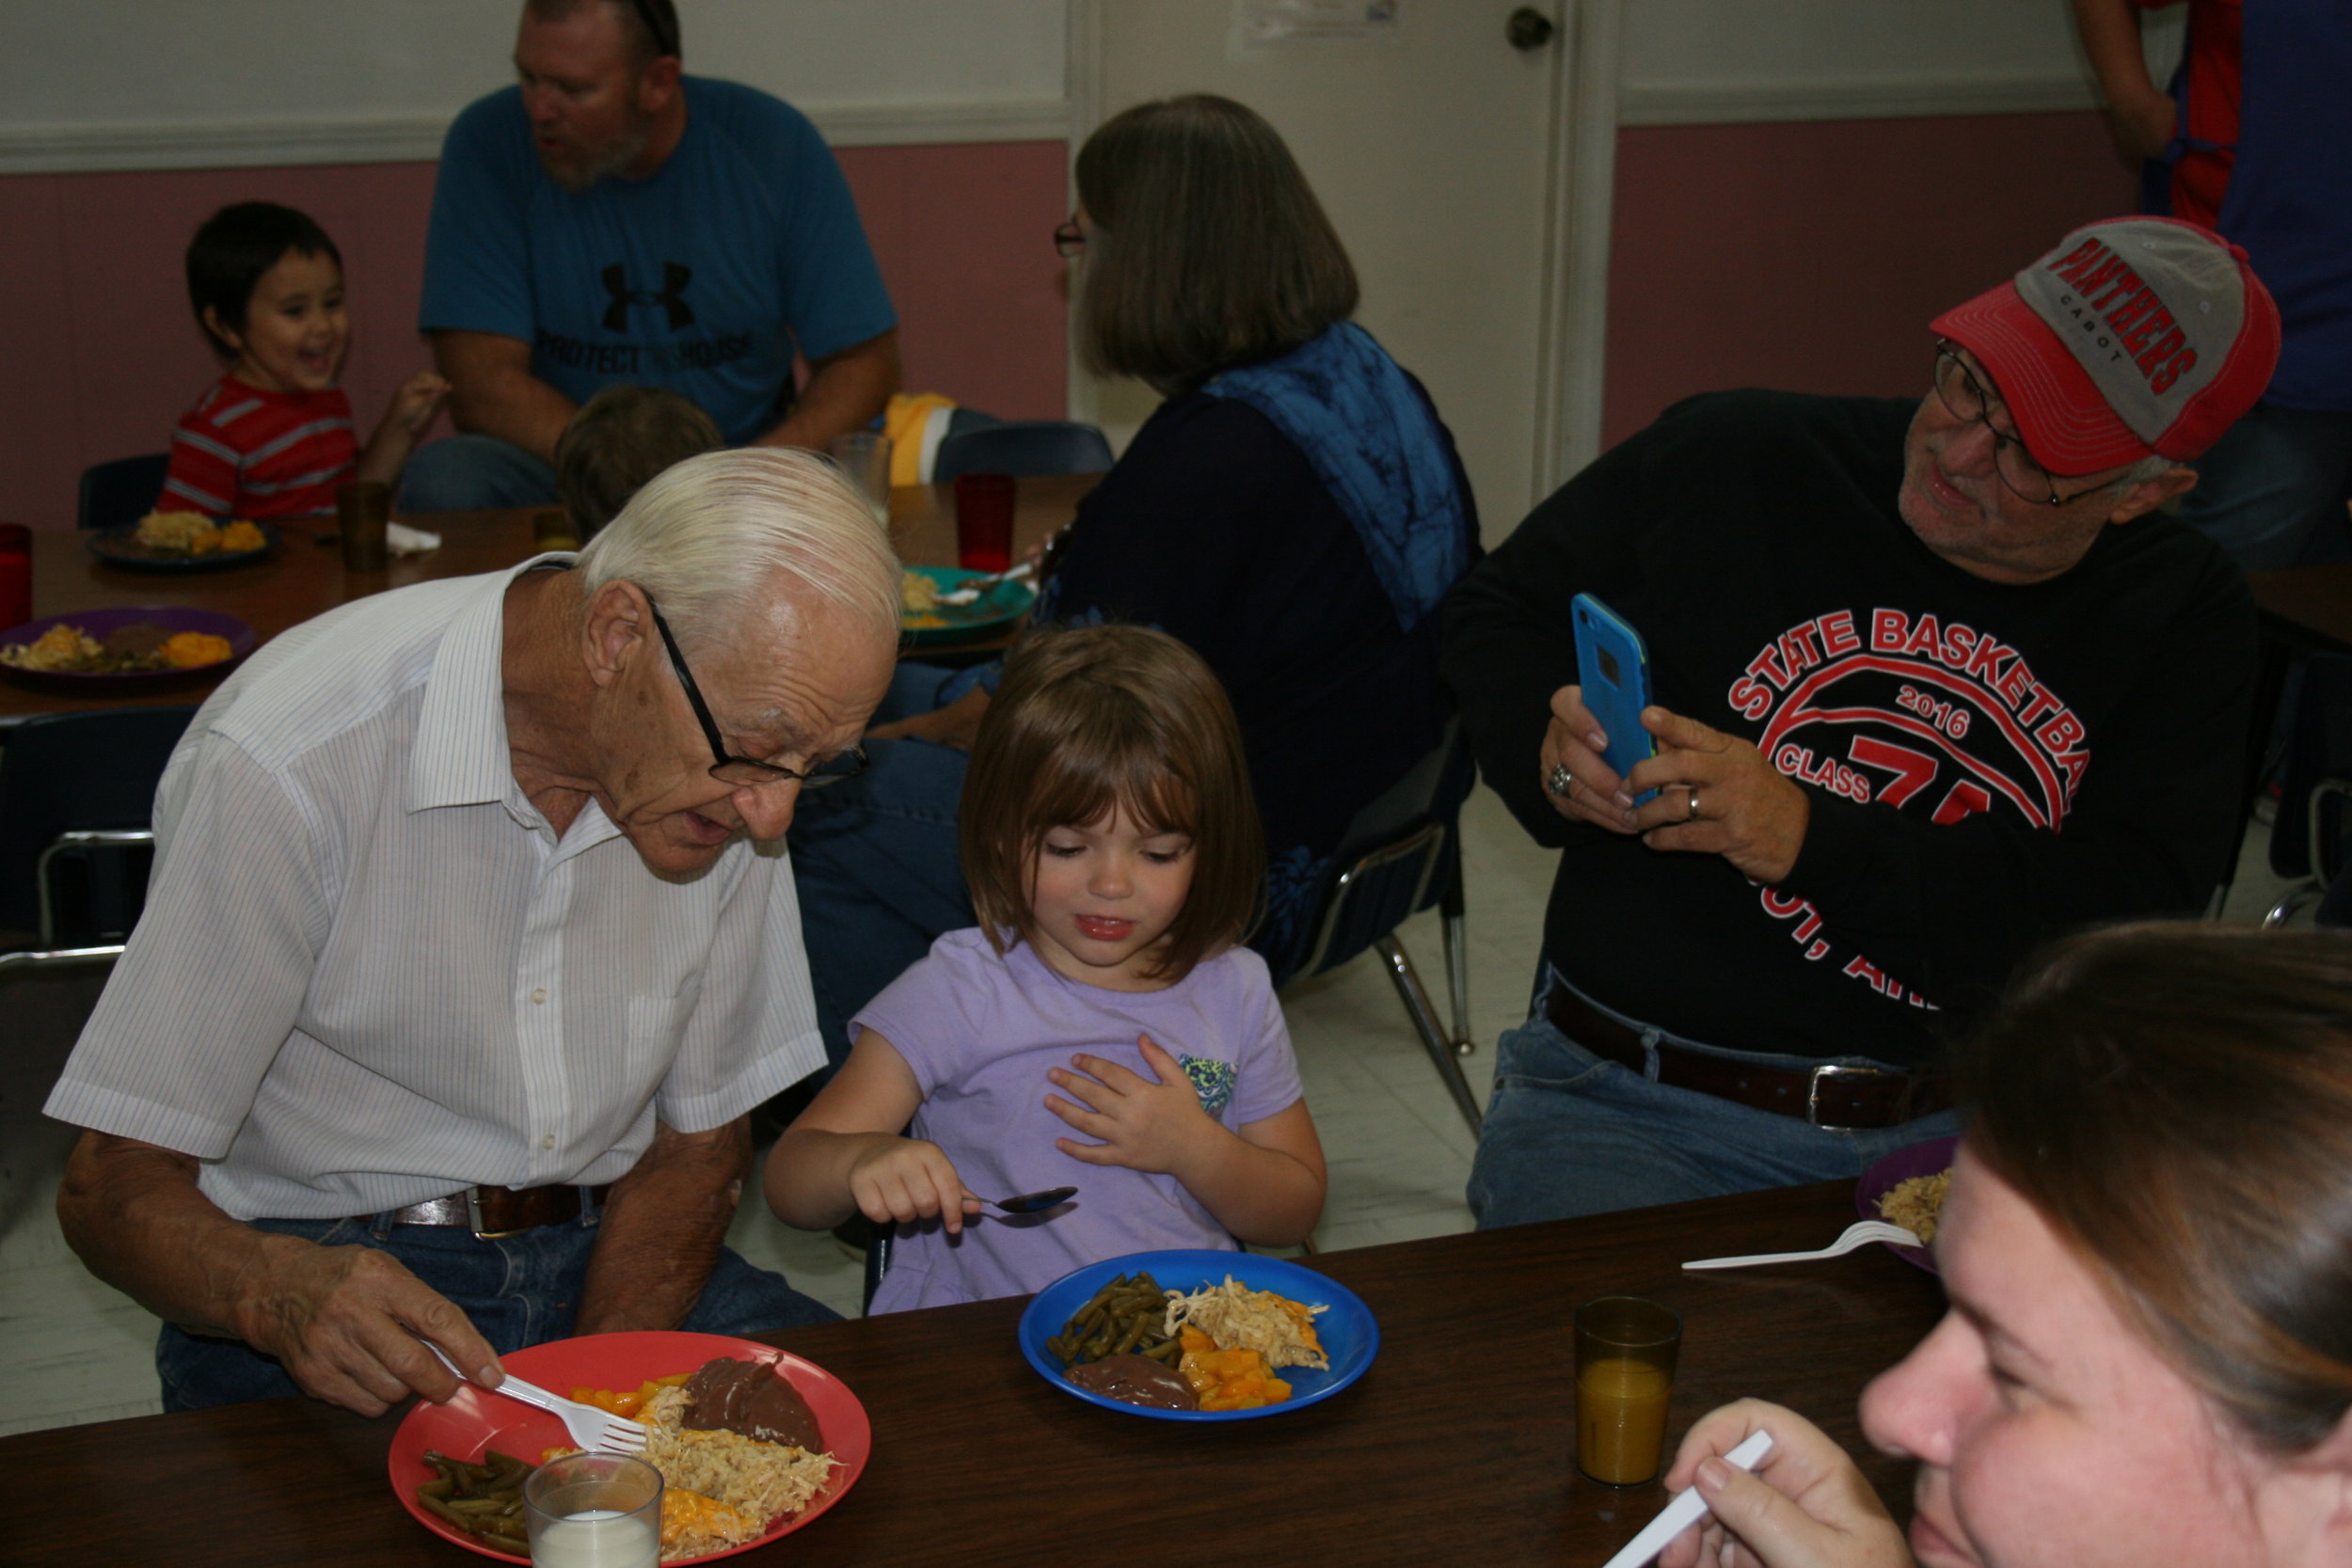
[46,562,826,1221]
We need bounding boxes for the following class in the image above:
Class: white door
[1077,0,1583,537]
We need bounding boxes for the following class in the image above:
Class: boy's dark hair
[1074,94,1358,394]
[554,384,724,542]
[185,202,342,359]
[960,623,1265,985]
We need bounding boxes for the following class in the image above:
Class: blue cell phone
[1571,593,1658,805]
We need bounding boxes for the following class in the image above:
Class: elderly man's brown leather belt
[386,1184,612,1238]
[1545,986,1947,1130]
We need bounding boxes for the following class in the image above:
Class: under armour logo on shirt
[601,261,695,332]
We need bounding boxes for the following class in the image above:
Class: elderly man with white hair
[46,449,899,1415]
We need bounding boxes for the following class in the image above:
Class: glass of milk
[523,1451,662,1568]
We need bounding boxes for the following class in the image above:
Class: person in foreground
[765,625,1326,1312]
[46,448,898,1415]
[1661,923,2352,1568]
[789,93,1476,1063]
[408,0,898,511]
[1442,215,2279,1228]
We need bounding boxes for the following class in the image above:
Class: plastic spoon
[1597,1428,1774,1568]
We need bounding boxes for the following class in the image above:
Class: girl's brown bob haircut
[960,623,1265,984]
[1960,922,2352,1452]
[1074,93,1359,393]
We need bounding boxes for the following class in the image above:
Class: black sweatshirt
[1439,391,2255,1066]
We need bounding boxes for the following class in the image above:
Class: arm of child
[353,370,452,489]
[1045,1034,1327,1246]
[762,1027,984,1235]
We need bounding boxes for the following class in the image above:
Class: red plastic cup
[0,523,30,631]
[954,472,1016,573]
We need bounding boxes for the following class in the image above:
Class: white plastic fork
[938,560,1037,604]
[1680,1219,1921,1271]
[419,1339,647,1454]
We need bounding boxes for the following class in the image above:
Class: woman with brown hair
[1655,923,2352,1568]
[790,94,1477,1067]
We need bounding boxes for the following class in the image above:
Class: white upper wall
[0,0,1070,172]
[1621,0,2182,123]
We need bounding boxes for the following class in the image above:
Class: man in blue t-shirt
[409,0,899,511]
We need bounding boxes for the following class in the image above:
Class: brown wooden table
[0,473,1096,725]
[1,1181,1945,1568]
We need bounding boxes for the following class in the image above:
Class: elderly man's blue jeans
[156,1207,837,1411]
[1468,974,1962,1229]
[401,434,560,514]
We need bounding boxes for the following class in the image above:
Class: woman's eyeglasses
[1053,218,1086,259]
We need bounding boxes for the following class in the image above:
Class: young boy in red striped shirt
[162,202,447,521]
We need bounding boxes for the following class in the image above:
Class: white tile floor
[0,785,2295,1437]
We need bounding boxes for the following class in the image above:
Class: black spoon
[982,1186,1076,1213]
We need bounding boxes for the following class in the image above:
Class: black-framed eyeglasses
[625,0,679,59]
[1052,217,1086,259]
[1931,342,2113,508]
[645,599,867,790]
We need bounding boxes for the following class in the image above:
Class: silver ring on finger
[1547,763,1575,799]
[1687,786,1701,822]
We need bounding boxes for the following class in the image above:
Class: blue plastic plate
[900,564,1034,648]
[1018,1249,1379,1422]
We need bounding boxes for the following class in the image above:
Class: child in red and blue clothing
[162,202,447,520]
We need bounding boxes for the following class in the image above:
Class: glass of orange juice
[1574,1296,1681,1485]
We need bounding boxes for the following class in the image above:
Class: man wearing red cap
[1441,216,2278,1227]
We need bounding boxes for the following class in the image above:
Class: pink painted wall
[0,140,1069,532]
[1603,112,2139,451]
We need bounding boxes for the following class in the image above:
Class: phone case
[1571,593,1658,805]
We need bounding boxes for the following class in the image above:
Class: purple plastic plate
[0,606,255,694]
[1855,1133,1959,1275]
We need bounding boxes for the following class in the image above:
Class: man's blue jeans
[401,434,560,514]
[1467,974,1962,1229]
[787,664,977,1070]
[156,1205,837,1411]
[2179,400,2352,572]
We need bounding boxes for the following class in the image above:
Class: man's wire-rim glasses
[1932,342,2114,508]
[645,598,867,789]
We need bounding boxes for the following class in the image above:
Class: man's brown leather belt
[385,1184,611,1238]
[1545,986,1947,1130]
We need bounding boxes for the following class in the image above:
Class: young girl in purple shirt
[764,625,1327,1312]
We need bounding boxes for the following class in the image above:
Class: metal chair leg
[0,944,123,976]
[1442,909,1472,1058]
[1375,935,1483,1134]
[2266,881,2322,928]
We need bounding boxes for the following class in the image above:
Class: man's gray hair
[2111,452,2178,493]
[575,447,899,655]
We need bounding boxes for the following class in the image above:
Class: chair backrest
[932,420,1114,482]
[78,453,171,531]
[0,705,197,938]
[1280,719,1475,986]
